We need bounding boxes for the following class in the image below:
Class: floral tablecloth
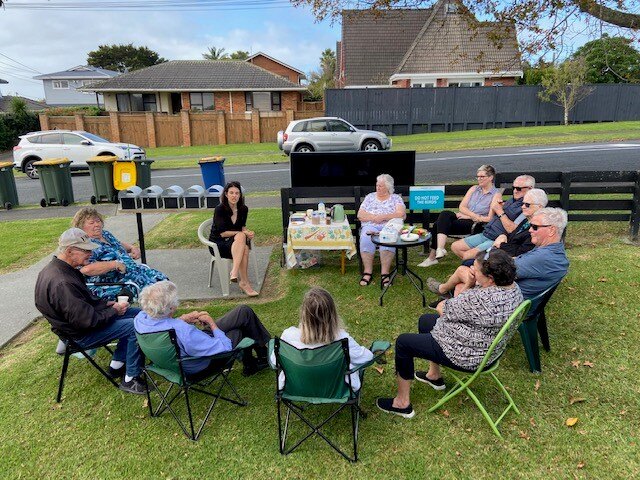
[286,216,357,268]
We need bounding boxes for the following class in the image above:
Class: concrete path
[0,210,272,349]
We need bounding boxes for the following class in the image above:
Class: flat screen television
[290,151,416,187]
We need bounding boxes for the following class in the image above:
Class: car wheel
[362,140,381,151]
[295,144,314,153]
[24,159,39,179]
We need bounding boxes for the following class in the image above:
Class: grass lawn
[145,121,640,170]
[0,214,638,478]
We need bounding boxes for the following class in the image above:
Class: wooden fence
[39,108,324,148]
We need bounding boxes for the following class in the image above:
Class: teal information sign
[409,186,445,210]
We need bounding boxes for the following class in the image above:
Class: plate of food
[400,233,419,242]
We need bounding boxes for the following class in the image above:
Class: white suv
[277,117,392,155]
[13,130,146,179]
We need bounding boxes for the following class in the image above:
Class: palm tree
[202,46,228,60]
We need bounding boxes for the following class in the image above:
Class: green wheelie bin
[0,161,19,210]
[134,159,154,189]
[33,158,75,207]
[87,155,119,204]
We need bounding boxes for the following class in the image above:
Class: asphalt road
[11,141,640,206]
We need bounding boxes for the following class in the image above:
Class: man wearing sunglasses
[451,175,536,260]
[514,207,569,299]
[35,228,147,395]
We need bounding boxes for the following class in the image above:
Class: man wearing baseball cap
[35,228,146,395]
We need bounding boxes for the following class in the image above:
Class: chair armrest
[234,337,255,351]
[346,340,391,374]
[267,338,276,369]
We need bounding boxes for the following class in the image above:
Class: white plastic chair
[197,218,259,296]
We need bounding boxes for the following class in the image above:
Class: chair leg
[216,259,230,296]
[208,258,215,288]
[464,385,503,439]
[538,311,551,352]
[350,404,359,462]
[518,321,541,373]
[56,351,71,402]
[183,386,196,441]
[250,250,260,287]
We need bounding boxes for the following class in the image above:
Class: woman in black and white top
[376,248,523,418]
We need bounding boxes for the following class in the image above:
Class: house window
[271,92,281,111]
[252,92,271,111]
[190,92,214,111]
[116,93,157,112]
[52,80,69,89]
[411,83,435,88]
[448,82,483,87]
[245,92,253,111]
[446,3,459,13]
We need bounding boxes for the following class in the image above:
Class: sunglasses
[530,224,552,231]
[483,247,492,261]
[513,186,531,192]
[522,202,539,208]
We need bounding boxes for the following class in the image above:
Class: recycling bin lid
[0,161,14,168]
[141,185,163,196]
[119,186,143,197]
[88,156,117,163]
[162,185,185,196]
[199,156,225,164]
[33,157,71,166]
[186,185,206,195]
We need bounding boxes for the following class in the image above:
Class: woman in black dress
[208,181,258,296]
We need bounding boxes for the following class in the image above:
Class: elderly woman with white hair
[134,281,271,376]
[357,173,407,288]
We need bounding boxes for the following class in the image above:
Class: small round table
[371,233,431,307]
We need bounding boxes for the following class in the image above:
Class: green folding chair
[428,300,531,438]
[136,329,254,441]
[518,283,560,373]
[270,337,390,462]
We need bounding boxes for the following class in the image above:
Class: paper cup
[117,296,129,304]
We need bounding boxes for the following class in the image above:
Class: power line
[0,52,43,74]
[5,0,293,11]
[0,69,43,85]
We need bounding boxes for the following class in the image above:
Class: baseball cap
[58,228,98,252]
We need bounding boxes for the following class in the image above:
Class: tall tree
[292,0,640,58]
[229,50,250,60]
[538,58,594,125]
[306,48,336,100]
[87,44,166,72]
[202,46,228,60]
[572,34,640,83]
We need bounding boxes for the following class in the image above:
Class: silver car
[277,117,392,155]
[13,130,146,179]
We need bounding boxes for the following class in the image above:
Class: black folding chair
[55,335,120,402]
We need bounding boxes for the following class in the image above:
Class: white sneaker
[418,258,439,267]
[435,248,447,259]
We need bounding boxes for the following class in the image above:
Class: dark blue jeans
[75,308,143,378]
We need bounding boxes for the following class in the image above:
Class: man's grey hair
[525,188,548,207]
[377,173,395,195]
[515,174,536,188]
[139,280,179,319]
[534,207,568,236]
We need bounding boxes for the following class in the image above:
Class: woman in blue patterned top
[72,207,168,300]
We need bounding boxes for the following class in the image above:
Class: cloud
[0,6,338,99]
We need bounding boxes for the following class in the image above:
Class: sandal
[381,273,392,288]
[359,272,374,286]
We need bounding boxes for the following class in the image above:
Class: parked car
[13,130,146,179]
[277,117,392,155]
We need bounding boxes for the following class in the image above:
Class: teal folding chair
[270,337,390,462]
[518,283,560,372]
[136,329,254,441]
[429,300,531,438]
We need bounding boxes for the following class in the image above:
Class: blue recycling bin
[199,156,226,189]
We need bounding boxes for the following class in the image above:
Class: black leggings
[430,211,475,249]
[394,314,459,380]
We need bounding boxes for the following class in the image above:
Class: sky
[0,1,340,100]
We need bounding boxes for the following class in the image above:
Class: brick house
[336,0,522,88]
[83,60,307,113]
[246,52,305,85]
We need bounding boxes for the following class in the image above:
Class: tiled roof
[395,2,521,75]
[83,60,307,92]
[340,9,433,86]
[0,95,47,112]
[33,66,120,80]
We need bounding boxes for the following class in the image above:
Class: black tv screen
[290,151,416,187]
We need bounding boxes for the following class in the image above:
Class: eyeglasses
[476,175,489,179]
[513,186,532,192]
[529,224,552,231]
[522,202,539,208]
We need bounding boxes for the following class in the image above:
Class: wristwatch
[497,213,504,218]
